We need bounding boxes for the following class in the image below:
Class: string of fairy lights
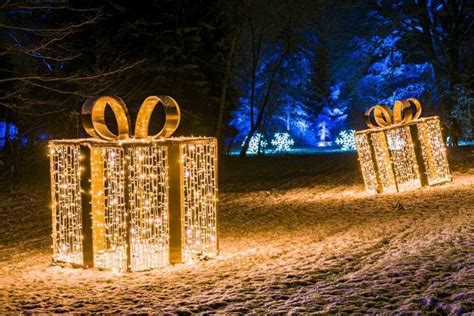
[369,131,397,193]
[385,126,421,192]
[127,145,169,271]
[354,133,378,194]
[182,142,218,262]
[50,145,84,265]
[355,116,451,194]
[417,118,451,185]
[93,147,128,270]
[50,138,218,272]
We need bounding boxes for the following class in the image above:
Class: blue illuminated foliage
[0,122,19,148]
[229,35,350,149]
[355,34,433,106]
[229,24,436,151]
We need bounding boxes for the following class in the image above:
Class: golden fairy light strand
[417,117,451,185]
[93,147,128,271]
[354,133,378,194]
[385,126,421,192]
[50,144,83,265]
[182,142,218,262]
[50,137,218,271]
[370,131,397,193]
[127,145,169,271]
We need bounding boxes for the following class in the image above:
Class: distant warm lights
[355,99,451,194]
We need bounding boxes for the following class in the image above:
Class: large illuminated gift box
[49,96,218,271]
[354,98,451,194]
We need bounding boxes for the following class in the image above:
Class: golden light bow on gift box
[354,98,451,194]
[49,96,218,272]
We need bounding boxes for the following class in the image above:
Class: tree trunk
[239,43,289,158]
[257,112,272,157]
[431,62,449,120]
[215,32,237,139]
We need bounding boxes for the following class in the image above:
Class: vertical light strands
[50,142,130,270]
[355,99,451,194]
[50,144,83,265]
[370,131,397,193]
[93,146,128,271]
[385,126,421,192]
[354,133,379,194]
[127,144,169,271]
[167,139,219,264]
[49,95,219,271]
[182,140,218,262]
[417,118,451,185]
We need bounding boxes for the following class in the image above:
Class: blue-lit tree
[355,33,434,107]
[372,0,473,119]
[451,84,474,140]
[268,43,314,146]
[230,3,456,155]
[230,27,350,151]
[324,5,453,131]
[230,1,298,157]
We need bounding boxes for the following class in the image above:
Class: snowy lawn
[0,148,473,313]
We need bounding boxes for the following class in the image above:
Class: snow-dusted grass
[1,148,473,313]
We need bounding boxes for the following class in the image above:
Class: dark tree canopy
[0,0,473,173]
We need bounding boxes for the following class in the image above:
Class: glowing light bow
[364,98,422,129]
[81,95,181,140]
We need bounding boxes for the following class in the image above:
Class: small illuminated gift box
[49,96,218,271]
[354,98,451,194]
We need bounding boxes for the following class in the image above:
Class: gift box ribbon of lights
[354,98,451,194]
[49,96,218,272]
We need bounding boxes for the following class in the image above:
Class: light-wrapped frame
[354,98,451,194]
[49,96,218,271]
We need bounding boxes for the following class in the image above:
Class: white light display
[271,132,295,153]
[335,129,356,150]
[245,133,267,154]
[317,121,332,147]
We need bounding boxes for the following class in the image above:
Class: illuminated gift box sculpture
[354,98,451,194]
[49,96,218,271]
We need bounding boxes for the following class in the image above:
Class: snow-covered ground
[1,148,473,313]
